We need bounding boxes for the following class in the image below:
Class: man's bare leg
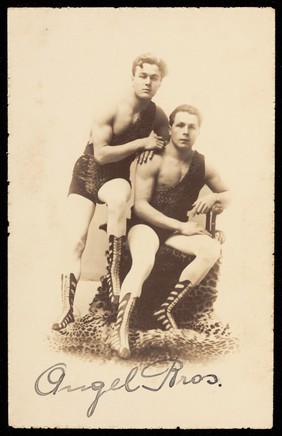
[166,234,221,284]
[154,234,221,330]
[52,194,95,331]
[111,225,159,358]
[98,179,131,304]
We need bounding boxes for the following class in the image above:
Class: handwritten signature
[34,358,221,418]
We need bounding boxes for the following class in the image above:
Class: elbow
[214,192,231,212]
[133,201,146,219]
[222,190,231,208]
[94,150,106,164]
[93,147,110,165]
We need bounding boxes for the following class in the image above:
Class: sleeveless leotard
[68,102,156,204]
[130,150,205,242]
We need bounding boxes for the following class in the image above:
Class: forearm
[134,201,182,232]
[94,138,145,164]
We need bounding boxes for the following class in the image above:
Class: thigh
[65,193,96,240]
[165,233,219,257]
[128,224,160,260]
[97,178,131,205]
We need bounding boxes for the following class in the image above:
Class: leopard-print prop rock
[48,245,239,363]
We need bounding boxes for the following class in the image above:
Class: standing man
[52,53,169,331]
[110,104,230,358]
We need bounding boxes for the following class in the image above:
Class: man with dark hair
[110,104,230,359]
[131,53,168,78]
[52,53,169,331]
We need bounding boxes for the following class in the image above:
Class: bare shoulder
[91,99,118,127]
[204,157,220,179]
[136,153,163,177]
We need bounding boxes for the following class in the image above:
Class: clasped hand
[192,194,223,216]
[137,131,166,164]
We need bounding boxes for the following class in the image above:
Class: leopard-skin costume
[48,244,239,364]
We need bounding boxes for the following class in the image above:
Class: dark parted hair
[132,53,168,79]
[169,104,202,127]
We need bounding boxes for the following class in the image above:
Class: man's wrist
[176,221,183,233]
[137,138,146,151]
[214,193,220,203]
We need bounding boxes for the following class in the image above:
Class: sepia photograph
[8,7,274,429]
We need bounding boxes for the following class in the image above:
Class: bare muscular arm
[91,105,165,165]
[192,159,231,215]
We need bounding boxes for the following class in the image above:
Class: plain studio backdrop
[8,8,274,429]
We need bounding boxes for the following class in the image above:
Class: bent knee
[131,253,156,276]
[68,238,86,257]
[107,195,128,212]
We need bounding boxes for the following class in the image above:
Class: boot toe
[52,322,61,331]
[119,347,131,359]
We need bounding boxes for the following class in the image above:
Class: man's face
[132,63,162,100]
[170,111,200,150]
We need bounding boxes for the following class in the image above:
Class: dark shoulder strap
[141,101,156,123]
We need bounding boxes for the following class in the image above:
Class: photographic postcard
[8,7,274,429]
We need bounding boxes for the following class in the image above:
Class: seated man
[110,104,230,359]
